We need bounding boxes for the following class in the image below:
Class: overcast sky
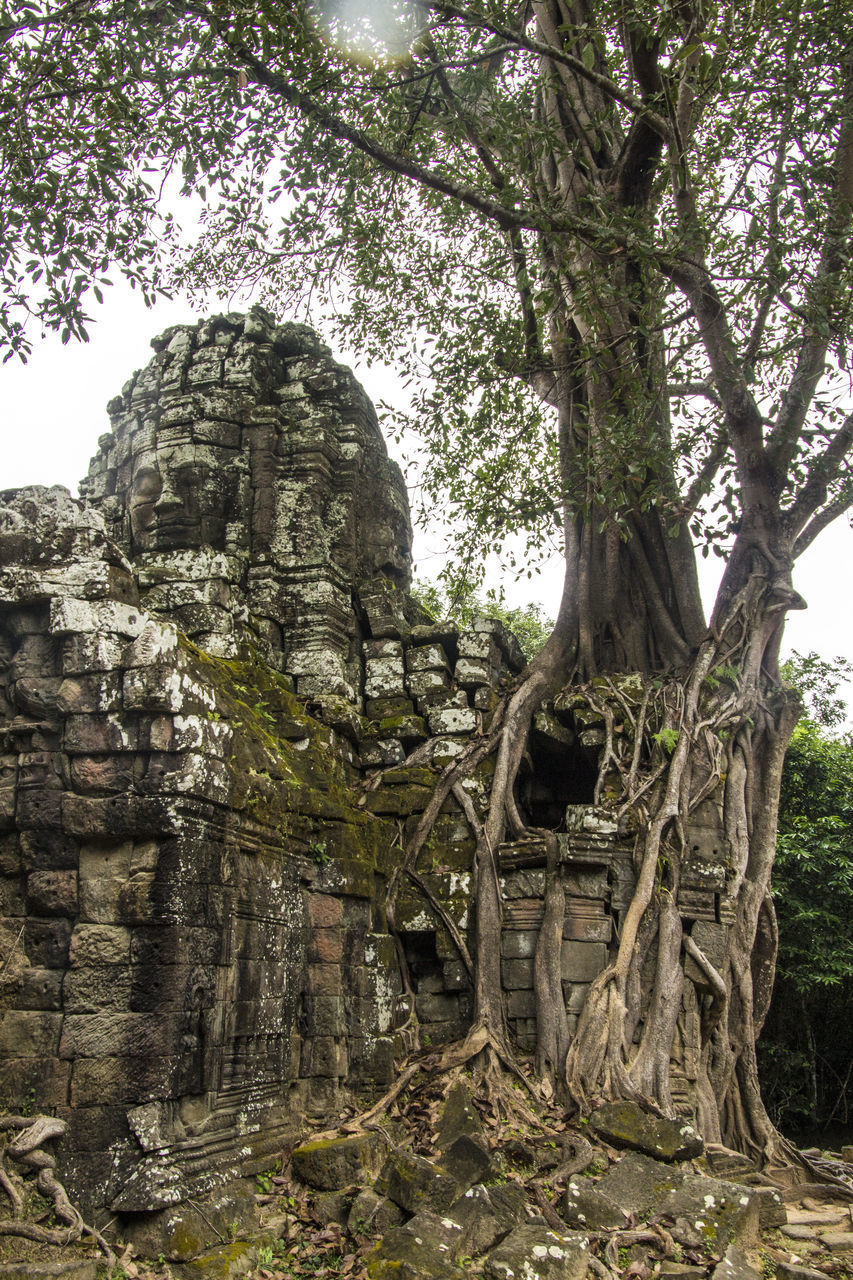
[3,281,852,699]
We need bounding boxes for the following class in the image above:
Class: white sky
[2,281,852,700]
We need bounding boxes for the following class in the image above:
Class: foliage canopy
[2,0,852,598]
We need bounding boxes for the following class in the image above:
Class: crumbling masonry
[0,311,730,1218]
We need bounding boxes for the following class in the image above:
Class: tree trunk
[457,491,801,1155]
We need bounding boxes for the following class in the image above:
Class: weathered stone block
[711,1245,763,1280]
[49,597,146,638]
[750,1185,786,1228]
[120,1183,259,1262]
[563,914,612,943]
[59,1011,178,1059]
[0,1055,70,1108]
[18,966,64,1010]
[507,989,536,1018]
[360,738,406,767]
[502,957,535,989]
[427,705,477,736]
[63,965,132,1012]
[70,754,135,795]
[24,917,71,967]
[0,1010,62,1056]
[477,1182,536,1241]
[0,786,16,830]
[455,657,493,688]
[307,927,343,964]
[590,1101,703,1162]
[61,631,125,675]
[365,784,433,816]
[415,991,460,1022]
[377,1148,459,1214]
[457,633,500,664]
[63,714,135,755]
[63,793,172,838]
[560,941,608,983]
[26,868,77,916]
[501,930,537,959]
[130,925,219,968]
[292,1132,389,1190]
[373,713,428,743]
[364,638,404,661]
[442,960,470,991]
[484,1224,590,1280]
[563,1178,629,1230]
[364,656,406,699]
[441,1134,493,1188]
[15,788,62,829]
[595,1151,685,1216]
[407,644,450,673]
[78,841,132,879]
[129,962,213,1013]
[19,829,78,871]
[69,1055,180,1105]
[407,668,450,698]
[666,1176,760,1252]
[365,1228,465,1280]
[306,963,343,995]
[365,695,415,719]
[305,995,346,1036]
[348,1188,406,1237]
[300,1035,348,1078]
[306,892,344,928]
[436,1081,484,1150]
[56,673,122,714]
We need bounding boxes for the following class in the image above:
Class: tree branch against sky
[2,0,853,1157]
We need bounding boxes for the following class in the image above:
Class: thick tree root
[0,1115,115,1269]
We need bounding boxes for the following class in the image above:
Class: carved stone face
[359,466,413,587]
[127,444,241,553]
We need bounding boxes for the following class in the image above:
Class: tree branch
[188,2,532,233]
[767,49,853,481]
[668,381,722,408]
[415,0,673,142]
[792,484,853,558]
[683,423,730,516]
[742,103,794,374]
[664,258,767,479]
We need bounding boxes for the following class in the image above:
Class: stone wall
[0,314,732,1221]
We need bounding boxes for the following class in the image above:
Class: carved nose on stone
[154,484,182,516]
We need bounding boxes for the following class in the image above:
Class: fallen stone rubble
[2,1093,851,1279]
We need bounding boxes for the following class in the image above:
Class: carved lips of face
[128,445,235,552]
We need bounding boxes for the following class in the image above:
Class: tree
[2,0,853,1160]
[759,654,853,1135]
[411,580,553,658]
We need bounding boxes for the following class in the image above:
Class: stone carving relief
[80,311,412,702]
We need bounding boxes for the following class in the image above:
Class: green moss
[176,636,395,872]
[181,1240,256,1278]
[381,765,439,788]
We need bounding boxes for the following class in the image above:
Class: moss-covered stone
[171,1240,257,1280]
[376,1148,459,1214]
[364,785,434,816]
[292,1132,389,1190]
[590,1100,703,1162]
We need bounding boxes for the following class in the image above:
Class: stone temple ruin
[0,310,732,1225]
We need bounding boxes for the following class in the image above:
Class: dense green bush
[759,654,853,1139]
